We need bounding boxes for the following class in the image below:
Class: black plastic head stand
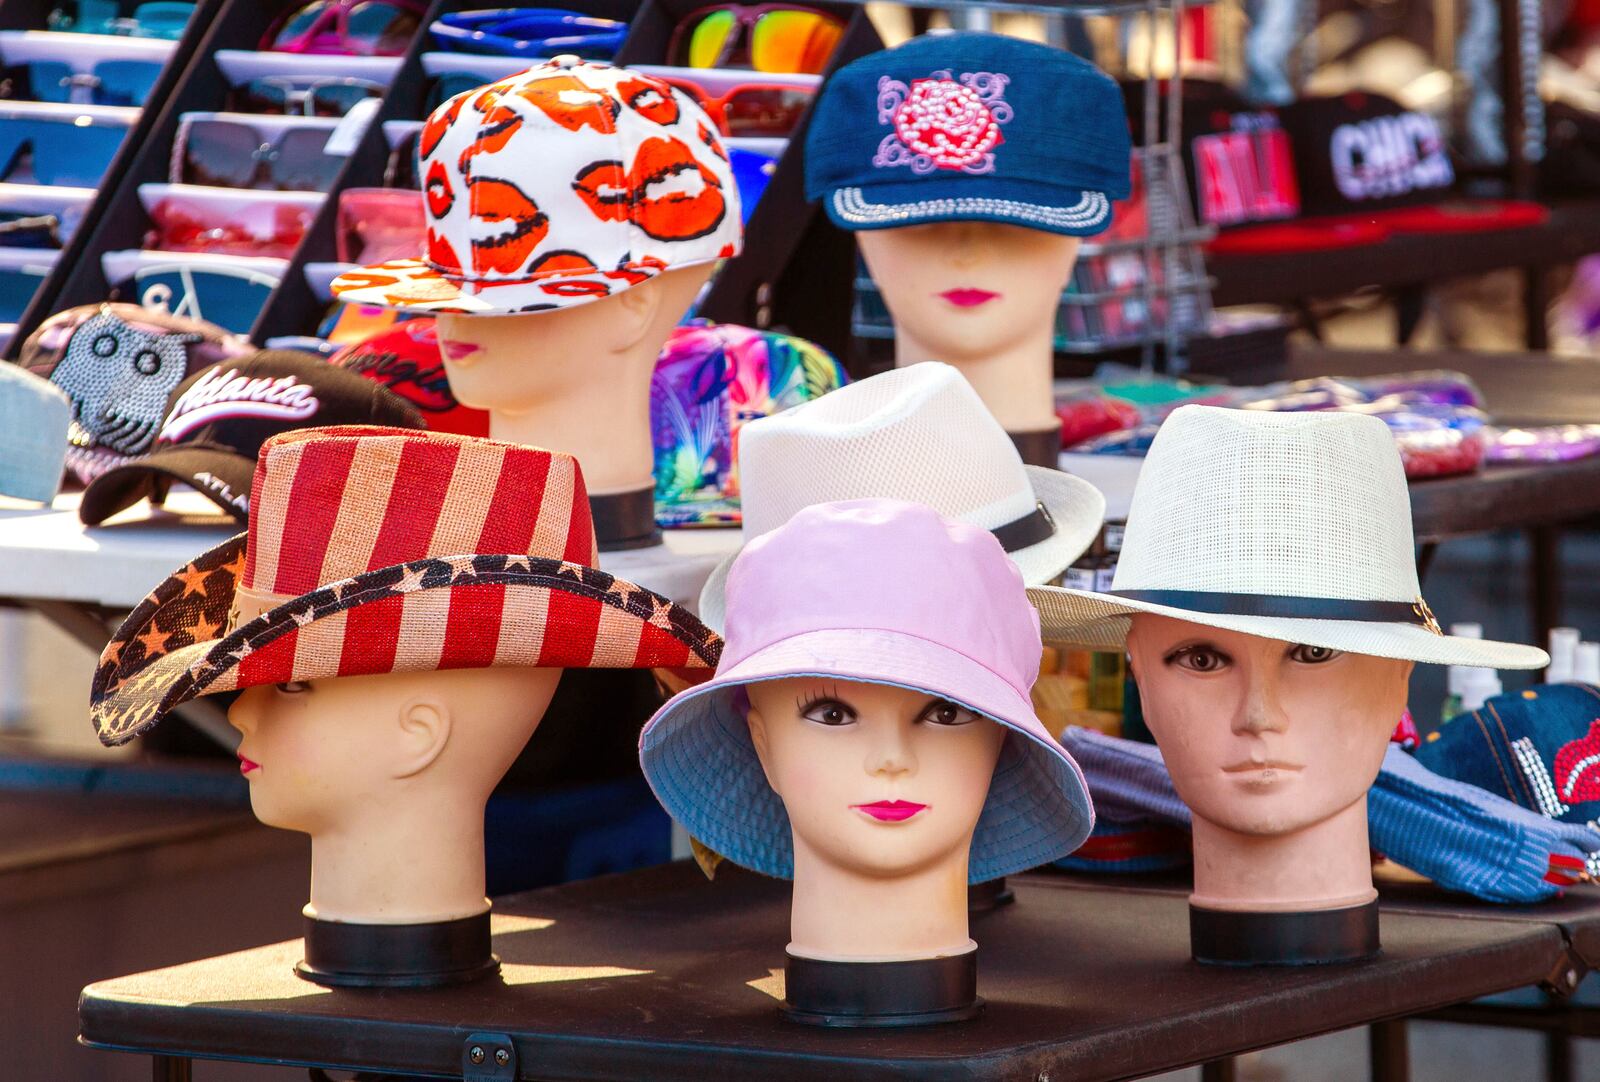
[782,947,983,1027]
[1189,899,1381,966]
[296,911,499,989]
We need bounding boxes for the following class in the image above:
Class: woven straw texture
[1029,405,1548,669]
[92,427,721,745]
[697,363,1105,629]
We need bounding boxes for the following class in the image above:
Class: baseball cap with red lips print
[331,57,744,315]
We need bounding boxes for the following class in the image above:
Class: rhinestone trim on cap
[833,187,1110,229]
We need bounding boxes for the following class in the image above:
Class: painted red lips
[572,136,726,242]
[1554,719,1600,804]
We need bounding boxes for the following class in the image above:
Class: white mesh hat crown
[697,362,1105,630]
[1029,405,1548,669]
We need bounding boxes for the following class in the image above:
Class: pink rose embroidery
[872,71,1011,175]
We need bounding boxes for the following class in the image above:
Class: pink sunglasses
[336,187,424,264]
[262,0,425,57]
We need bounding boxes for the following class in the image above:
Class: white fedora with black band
[1028,404,1548,669]
[696,362,1106,631]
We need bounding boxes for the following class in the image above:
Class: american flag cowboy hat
[92,426,722,746]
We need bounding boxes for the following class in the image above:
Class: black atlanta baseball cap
[80,350,423,526]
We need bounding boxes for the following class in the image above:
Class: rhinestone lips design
[1554,720,1600,806]
[873,70,1012,176]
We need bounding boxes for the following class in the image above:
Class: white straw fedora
[1028,404,1548,669]
[697,362,1106,631]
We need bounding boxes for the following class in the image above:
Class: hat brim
[79,447,255,526]
[1027,584,1550,670]
[639,626,1094,884]
[328,247,735,317]
[825,180,1115,237]
[92,534,722,747]
[695,465,1106,632]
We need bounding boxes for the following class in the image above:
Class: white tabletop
[0,491,741,612]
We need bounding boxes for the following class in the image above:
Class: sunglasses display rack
[0,0,219,352]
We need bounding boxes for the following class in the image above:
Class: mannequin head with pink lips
[745,676,1006,959]
[857,223,1079,436]
[434,264,713,497]
[229,666,563,925]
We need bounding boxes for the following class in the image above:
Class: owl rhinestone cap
[1027,405,1548,670]
[332,57,743,315]
[804,31,1132,236]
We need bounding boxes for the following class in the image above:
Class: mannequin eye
[275,681,311,695]
[920,699,979,726]
[800,697,856,726]
[1289,644,1342,664]
[1165,645,1231,673]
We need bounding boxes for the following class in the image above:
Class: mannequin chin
[433,263,713,496]
[229,665,562,925]
[1125,613,1413,912]
[745,676,1005,961]
[857,221,1079,434]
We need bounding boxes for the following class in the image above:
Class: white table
[0,490,742,746]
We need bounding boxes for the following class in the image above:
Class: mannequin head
[433,264,713,495]
[1125,614,1412,839]
[229,665,562,922]
[747,676,1006,879]
[857,222,1078,433]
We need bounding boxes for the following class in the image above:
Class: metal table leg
[153,1054,191,1081]
[1200,1059,1237,1082]
[1370,1019,1410,1082]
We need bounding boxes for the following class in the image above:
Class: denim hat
[1416,682,1600,825]
[0,361,68,503]
[804,31,1132,236]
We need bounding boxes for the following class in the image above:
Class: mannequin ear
[607,276,665,354]
[745,705,777,789]
[393,697,453,779]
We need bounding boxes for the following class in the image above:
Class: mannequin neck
[893,323,1059,434]
[1189,795,1376,912]
[787,836,974,962]
[306,793,489,924]
[487,354,655,496]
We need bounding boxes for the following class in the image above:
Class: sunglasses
[668,4,843,74]
[657,73,811,137]
[0,212,65,249]
[383,121,420,189]
[47,0,193,39]
[0,263,51,322]
[263,0,425,57]
[429,8,626,59]
[230,75,385,117]
[2,59,163,106]
[110,256,284,335]
[0,109,132,186]
[174,115,343,192]
[336,187,423,264]
[145,193,318,259]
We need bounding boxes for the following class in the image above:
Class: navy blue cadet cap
[804,31,1133,236]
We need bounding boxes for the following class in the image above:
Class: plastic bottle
[1461,667,1502,713]
[1442,622,1482,724]
[1577,643,1600,686]
[1548,627,1581,684]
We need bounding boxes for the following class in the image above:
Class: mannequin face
[1126,614,1412,838]
[434,264,713,413]
[746,677,1005,878]
[856,222,1080,364]
[228,666,562,834]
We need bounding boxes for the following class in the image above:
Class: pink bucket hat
[639,498,1093,882]
[330,57,743,315]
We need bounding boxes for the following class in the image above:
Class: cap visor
[640,626,1093,883]
[826,180,1114,237]
[1027,584,1551,670]
[80,447,255,526]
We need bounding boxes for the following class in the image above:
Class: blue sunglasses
[429,8,627,58]
[47,1,194,40]
[12,59,164,106]
[0,113,129,186]
[0,261,50,322]
[118,261,282,335]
